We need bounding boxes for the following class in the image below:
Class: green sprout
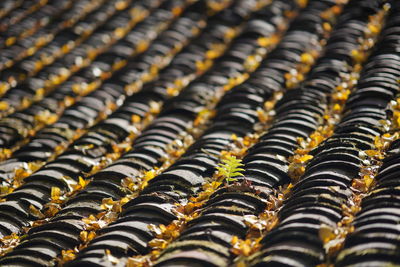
[216,155,245,184]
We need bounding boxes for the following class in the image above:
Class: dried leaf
[29,204,45,219]
[319,224,335,244]
[51,186,61,201]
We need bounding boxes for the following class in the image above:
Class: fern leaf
[216,155,245,184]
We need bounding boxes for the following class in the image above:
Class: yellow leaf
[319,224,335,244]
[61,249,76,261]
[365,150,380,157]
[166,86,179,96]
[333,104,341,111]
[35,88,45,98]
[294,154,313,164]
[0,101,9,110]
[116,197,128,208]
[101,198,115,211]
[223,28,236,40]
[0,83,10,95]
[149,101,161,114]
[87,231,96,242]
[82,214,96,225]
[0,148,11,161]
[5,37,16,46]
[14,168,30,180]
[131,115,141,123]
[296,0,308,8]
[78,176,89,188]
[323,22,332,32]
[363,175,374,189]
[114,27,126,38]
[44,204,60,217]
[29,204,45,219]
[351,50,365,63]
[257,37,271,47]
[300,53,314,64]
[148,224,162,235]
[172,6,182,16]
[80,230,88,242]
[195,60,207,72]
[206,50,219,59]
[148,238,168,249]
[0,185,13,195]
[115,0,128,10]
[136,40,149,53]
[34,110,58,125]
[231,235,239,245]
[51,187,61,200]
[194,108,215,126]
[28,162,41,172]
[368,24,379,34]
[143,170,156,181]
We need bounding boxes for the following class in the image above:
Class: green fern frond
[216,155,245,183]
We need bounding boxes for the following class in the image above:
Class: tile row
[334,2,400,265]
